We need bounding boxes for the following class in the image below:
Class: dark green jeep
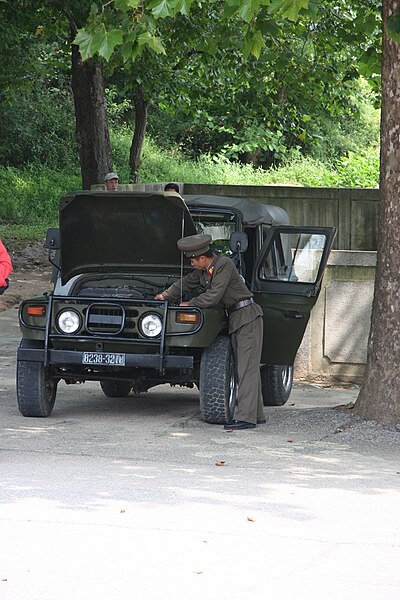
[16,191,336,422]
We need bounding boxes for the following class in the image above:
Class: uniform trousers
[230,314,264,425]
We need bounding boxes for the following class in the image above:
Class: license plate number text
[82,352,126,366]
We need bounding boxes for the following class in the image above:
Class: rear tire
[199,335,236,424]
[100,380,132,398]
[17,339,58,417]
[261,365,293,406]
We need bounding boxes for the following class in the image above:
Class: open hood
[59,191,197,284]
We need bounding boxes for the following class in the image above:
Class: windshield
[190,210,238,257]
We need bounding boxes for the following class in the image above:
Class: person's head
[164,182,180,193]
[104,172,119,191]
[177,234,213,269]
[189,251,213,269]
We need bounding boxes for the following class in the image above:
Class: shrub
[0,84,78,169]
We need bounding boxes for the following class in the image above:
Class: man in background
[164,182,180,193]
[104,172,119,191]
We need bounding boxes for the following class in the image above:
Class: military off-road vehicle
[17,191,336,422]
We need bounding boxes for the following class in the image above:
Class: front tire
[100,380,132,398]
[261,365,293,406]
[199,335,236,424]
[17,339,58,417]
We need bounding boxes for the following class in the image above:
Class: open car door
[252,225,337,366]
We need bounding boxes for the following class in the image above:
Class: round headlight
[57,309,81,334]
[140,313,163,338]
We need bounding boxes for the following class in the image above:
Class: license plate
[82,352,126,366]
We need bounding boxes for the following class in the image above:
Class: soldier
[155,233,265,429]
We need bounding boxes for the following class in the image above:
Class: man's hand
[154,293,165,300]
[179,301,189,306]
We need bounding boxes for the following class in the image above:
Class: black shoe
[257,419,266,424]
[224,420,256,430]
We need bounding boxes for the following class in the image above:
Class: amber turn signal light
[176,312,200,324]
[26,305,46,316]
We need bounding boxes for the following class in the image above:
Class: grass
[0,224,50,246]
[0,131,380,239]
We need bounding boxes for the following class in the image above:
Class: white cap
[104,172,119,182]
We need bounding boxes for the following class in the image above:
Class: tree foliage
[0,2,77,167]
[75,0,380,168]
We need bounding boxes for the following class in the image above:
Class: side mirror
[45,228,60,250]
[230,232,248,254]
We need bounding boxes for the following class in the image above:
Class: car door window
[259,232,327,284]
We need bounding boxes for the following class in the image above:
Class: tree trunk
[71,42,113,190]
[129,85,148,183]
[353,0,400,425]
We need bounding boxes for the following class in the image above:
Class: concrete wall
[121,182,379,250]
[294,250,376,383]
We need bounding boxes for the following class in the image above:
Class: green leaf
[73,28,102,60]
[137,31,166,54]
[173,0,196,16]
[222,4,239,19]
[115,0,140,13]
[243,34,253,60]
[137,31,152,46]
[148,0,173,19]
[122,41,141,62]
[268,0,309,21]
[237,0,261,23]
[250,29,265,59]
[147,35,166,54]
[97,29,123,62]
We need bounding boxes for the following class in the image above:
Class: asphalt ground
[0,306,399,600]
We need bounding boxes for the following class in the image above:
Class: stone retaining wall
[295,250,376,383]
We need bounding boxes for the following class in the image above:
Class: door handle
[284,311,305,319]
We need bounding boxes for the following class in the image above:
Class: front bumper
[17,347,193,370]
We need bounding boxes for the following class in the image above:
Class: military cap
[104,172,119,182]
[177,234,212,258]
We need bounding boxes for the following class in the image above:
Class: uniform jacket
[162,255,263,333]
[0,239,12,287]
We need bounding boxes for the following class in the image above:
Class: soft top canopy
[59,191,196,284]
[184,195,290,227]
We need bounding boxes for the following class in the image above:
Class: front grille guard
[40,294,203,372]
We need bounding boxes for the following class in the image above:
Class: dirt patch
[0,242,52,312]
[8,240,49,271]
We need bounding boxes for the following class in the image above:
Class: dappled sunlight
[4,425,67,436]
[293,469,365,481]
[170,468,197,473]
[301,455,342,464]
[201,475,238,483]
[118,473,157,479]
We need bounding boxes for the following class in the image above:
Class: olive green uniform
[162,255,265,424]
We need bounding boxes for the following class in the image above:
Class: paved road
[1,308,399,600]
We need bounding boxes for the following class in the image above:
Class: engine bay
[71,274,179,301]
